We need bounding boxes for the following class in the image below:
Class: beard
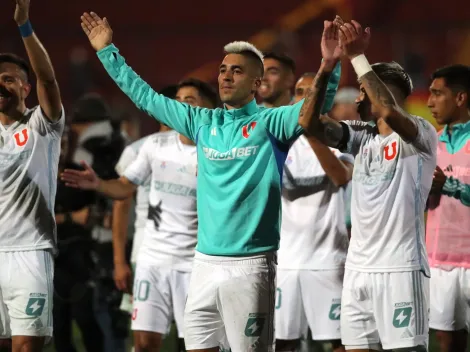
[260,89,284,105]
[357,99,372,122]
[0,86,17,114]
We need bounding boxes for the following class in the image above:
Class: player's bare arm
[15,0,62,121]
[299,20,343,147]
[112,198,133,293]
[61,161,137,200]
[337,18,418,142]
[306,136,353,187]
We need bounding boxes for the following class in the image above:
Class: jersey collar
[440,120,470,143]
[0,120,21,133]
[223,99,258,120]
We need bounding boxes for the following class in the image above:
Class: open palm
[81,12,113,51]
[14,0,30,25]
[61,161,100,190]
[321,20,342,61]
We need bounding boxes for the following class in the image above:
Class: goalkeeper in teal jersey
[80,11,341,352]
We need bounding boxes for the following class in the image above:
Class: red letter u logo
[384,141,397,160]
[14,129,28,147]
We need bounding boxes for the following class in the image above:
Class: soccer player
[299,17,437,351]
[258,52,296,107]
[277,132,353,352]
[63,78,217,352]
[78,11,340,351]
[426,64,470,352]
[276,25,350,352]
[293,72,315,103]
[0,0,64,350]
[113,85,178,311]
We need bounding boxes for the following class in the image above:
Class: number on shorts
[134,280,150,302]
[275,288,282,309]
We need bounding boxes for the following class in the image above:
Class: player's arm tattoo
[299,64,346,148]
[360,71,418,142]
[298,68,331,137]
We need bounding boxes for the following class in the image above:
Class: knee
[134,331,162,352]
[276,338,300,352]
[11,336,45,352]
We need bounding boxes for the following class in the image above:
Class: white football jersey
[115,135,152,262]
[124,131,197,271]
[278,135,353,270]
[341,117,437,275]
[0,106,64,252]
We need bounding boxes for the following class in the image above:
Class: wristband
[351,54,372,78]
[19,20,33,38]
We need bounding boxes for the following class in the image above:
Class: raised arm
[80,12,203,141]
[61,161,137,200]
[262,22,341,144]
[297,20,349,149]
[338,19,418,142]
[15,0,62,121]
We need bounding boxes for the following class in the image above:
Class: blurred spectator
[330,87,360,121]
[70,93,127,352]
[54,127,104,352]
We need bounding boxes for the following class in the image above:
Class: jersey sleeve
[339,120,376,156]
[122,138,152,186]
[115,144,138,176]
[97,44,210,141]
[28,105,65,138]
[262,62,341,144]
[408,116,438,159]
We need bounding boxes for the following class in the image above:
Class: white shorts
[275,269,343,341]
[341,269,429,350]
[0,250,54,339]
[131,262,190,338]
[429,267,470,332]
[184,252,276,352]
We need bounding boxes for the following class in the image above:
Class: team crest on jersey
[384,140,398,161]
[14,128,29,147]
[242,122,257,139]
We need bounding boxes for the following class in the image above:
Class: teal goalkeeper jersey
[97,44,341,256]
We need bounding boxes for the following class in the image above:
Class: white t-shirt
[0,106,64,252]
[341,117,437,275]
[124,131,197,271]
[278,135,353,270]
[115,135,152,263]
